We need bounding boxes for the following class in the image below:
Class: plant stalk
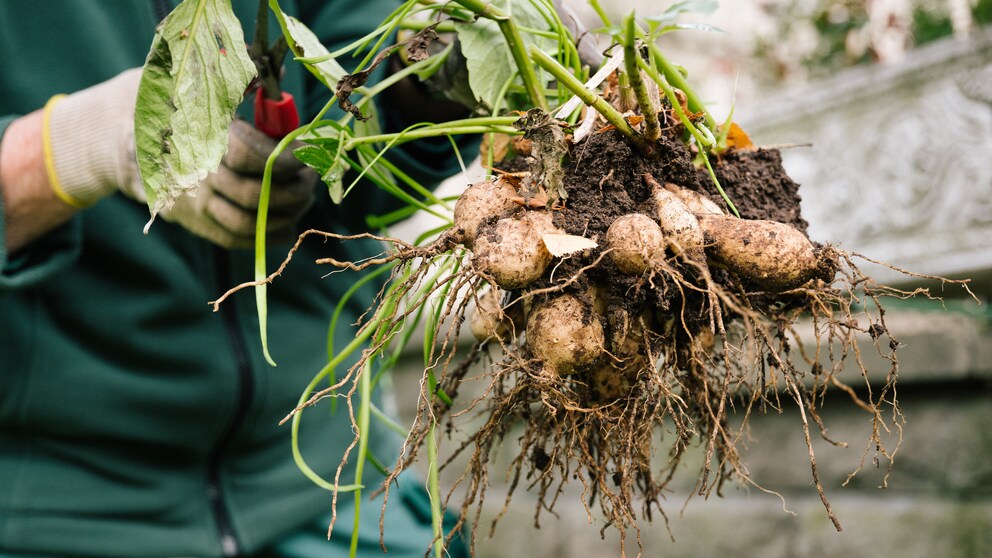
[622,14,661,141]
[451,0,548,110]
[348,360,373,557]
[530,46,638,143]
[648,42,716,130]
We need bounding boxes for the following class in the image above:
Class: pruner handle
[254,91,299,139]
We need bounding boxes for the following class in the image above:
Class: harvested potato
[669,184,724,216]
[606,213,666,275]
[526,294,605,375]
[473,213,555,290]
[647,183,705,262]
[453,179,518,248]
[698,215,836,291]
[469,288,522,342]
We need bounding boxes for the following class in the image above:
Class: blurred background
[391,1,992,556]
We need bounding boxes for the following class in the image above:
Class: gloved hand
[43,68,315,249]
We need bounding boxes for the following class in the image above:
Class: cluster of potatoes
[453,177,830,391]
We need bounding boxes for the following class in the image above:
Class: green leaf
[293,144,345,204]
[274,12,348,88]
[135,0,257,218]
[454,0,551,111]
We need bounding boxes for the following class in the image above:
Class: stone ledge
[473,494,992,558]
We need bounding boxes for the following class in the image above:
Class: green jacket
[0,2,466,556]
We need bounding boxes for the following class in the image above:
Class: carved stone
[742,27,992,289]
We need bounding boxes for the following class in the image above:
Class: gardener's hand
[42,68,315,249]
[149,119,316,249]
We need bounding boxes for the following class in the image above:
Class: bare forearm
[1,111,77,253]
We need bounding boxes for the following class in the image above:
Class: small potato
[453,179,518,248]
[468,288,522,342]
[526,294,605,375]
[473,213,554,290]
[606,213,666,275]
[647,184,705,262]
[698,215,835,291]
[588,355,651,401]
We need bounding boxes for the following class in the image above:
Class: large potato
[473,213,555,290]
[698,215,835,291]
[526,294,605,375]
[453,179,518,248]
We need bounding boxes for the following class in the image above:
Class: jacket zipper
[148,1,248,555]
[207,248,256,557]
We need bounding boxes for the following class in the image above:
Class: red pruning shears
[249,1,298,138]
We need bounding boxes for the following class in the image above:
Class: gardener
[0,1,473,556]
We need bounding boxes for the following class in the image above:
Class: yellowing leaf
[135,0,257,218]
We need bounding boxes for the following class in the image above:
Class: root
[210,228,455,310]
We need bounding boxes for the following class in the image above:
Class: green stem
[291,327,374,491]
[530,46,638,143]
[254,126,310,367]
[340,123,520,149]
[290,263,411,489]
[699,149,740,217]
[648,42,716,130]
[634,55,712,149]
[451,0,547,110]
[397,19,457,33]
[370,402,409,437]
[622,14,661,141]
[348,360,372,557]
[587,0,613,28]
[427,423,443,558]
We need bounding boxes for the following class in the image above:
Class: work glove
[43,68,315,249]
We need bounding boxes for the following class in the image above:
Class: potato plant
[140,0,975,556]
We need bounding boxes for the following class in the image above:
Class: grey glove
[44,68,315,249]
[159,119,316,249]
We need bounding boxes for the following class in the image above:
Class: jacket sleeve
[0,115,83,291]
[297,0,480,232]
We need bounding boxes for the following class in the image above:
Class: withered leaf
[724,122,755,150]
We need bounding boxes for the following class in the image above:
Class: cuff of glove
[43,69,141,208]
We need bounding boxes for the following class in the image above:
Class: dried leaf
[405,24,440,63]
[542,233,598,257]
[481,133,513,164]
[513,108,568,203]
[336,45,399,121]
[625,115,645,126]
[725,122,755,150]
